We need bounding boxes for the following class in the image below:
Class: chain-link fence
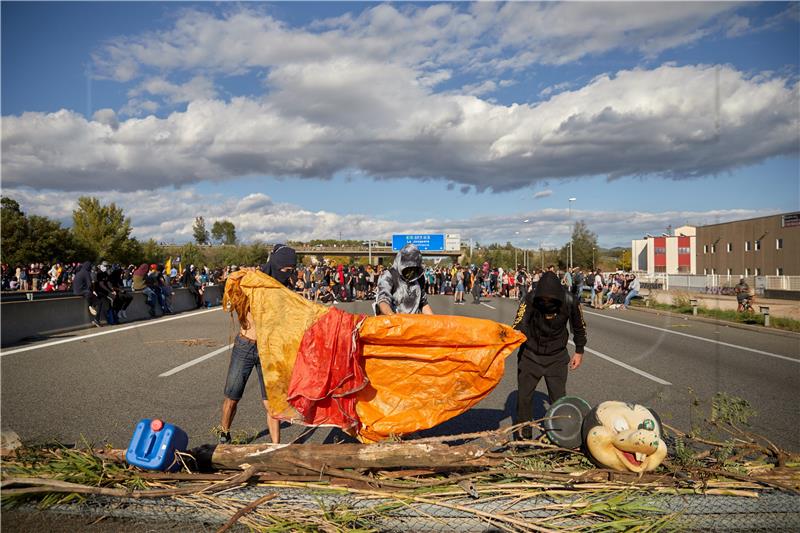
[16,486,800,532]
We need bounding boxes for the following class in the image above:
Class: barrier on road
[1,285,224,347]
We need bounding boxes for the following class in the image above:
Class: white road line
[481,303,497,310]
[159,344,232,377]
[0,307,223,357]
[568,341,672,386]
[584,310,800,364]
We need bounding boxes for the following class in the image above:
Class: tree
[211,220,237,245]
[180,242,205,271]
[141,239,162,263]
[561,220,599,269]
[193,217,210,245]
[1,197,29,265]
[71,196,136,263]
[617,249,632,271]
[2,197,86,265]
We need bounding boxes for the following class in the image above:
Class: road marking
[481,303,497,310]
[0,307,223,356]
[159,344,232,377]
[568,341,672,385]
[584,310,800,364]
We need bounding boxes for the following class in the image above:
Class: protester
[220,245,298,445]
[72,261,102,327]
[375,244,433,315]
[512,271,587,439]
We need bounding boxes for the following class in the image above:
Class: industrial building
[695,212,799,277]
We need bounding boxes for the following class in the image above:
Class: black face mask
[535,298,560,314]
[401,266,422,282]
[272,267,295,287]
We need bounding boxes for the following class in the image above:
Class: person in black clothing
[72,261,102,327]
[471,270,483,304]
[109,264,133,320]
[95,261,117,324]
[182,265,203,308]
[512,271,587,439]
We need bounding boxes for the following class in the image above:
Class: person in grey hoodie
[375,244,433,315]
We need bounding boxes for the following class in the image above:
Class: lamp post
[592,246,596,270]
[568,198,576,270]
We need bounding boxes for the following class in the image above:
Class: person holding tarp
[218,244,297,445]
[374,243,433,315]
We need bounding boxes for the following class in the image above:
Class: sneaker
[88,305,98,316]
[119,310,127,320]
[91,318,102,328]
[219,431,231,445]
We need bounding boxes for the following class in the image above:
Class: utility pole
[568,197,576,271]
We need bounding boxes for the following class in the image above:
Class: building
[695,212,800,277]
[631,225,696,275]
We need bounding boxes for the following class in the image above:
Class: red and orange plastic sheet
[223,270,525,442]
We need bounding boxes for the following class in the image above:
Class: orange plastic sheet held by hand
[356,314,526,442]
[223,270,328,421]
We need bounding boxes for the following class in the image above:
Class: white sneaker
[119,310,127,320]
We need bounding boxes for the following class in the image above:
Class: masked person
[219,244,297,445]
[512,271,587,439]
[375,244,434,315]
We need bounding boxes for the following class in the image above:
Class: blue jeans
[223,335,266,401]
[624,290,638,307]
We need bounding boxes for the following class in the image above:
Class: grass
[632,299,800,333]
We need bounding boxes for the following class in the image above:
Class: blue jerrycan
[126,418,189,472]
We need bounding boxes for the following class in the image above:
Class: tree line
[2,195,629,271]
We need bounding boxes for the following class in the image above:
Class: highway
[2,295,798,451]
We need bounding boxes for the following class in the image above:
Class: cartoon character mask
[582,401,667,472]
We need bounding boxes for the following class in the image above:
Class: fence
[634,274,800,295]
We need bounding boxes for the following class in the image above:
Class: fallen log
[191,441,501,473]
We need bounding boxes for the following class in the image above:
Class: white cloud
[3,64,797,192]
[129,75,217,104]
[4,186,773,249]
[533,190,553,199]
[88,4,745,83]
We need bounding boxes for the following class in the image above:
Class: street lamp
[568,198,576,270]
[592,246,596,270]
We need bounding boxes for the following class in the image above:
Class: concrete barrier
[1,285,224,347]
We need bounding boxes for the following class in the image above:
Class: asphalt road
[2,295,798,450]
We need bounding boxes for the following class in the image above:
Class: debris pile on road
[3,416,798,532]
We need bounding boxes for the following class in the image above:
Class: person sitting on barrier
[623,274,640,309]
[157,264,174,314]
[95,261,117,324]
[72,261,102,327]
[182,265,204,308]
[375,244,434,315]
[109,264,133,320]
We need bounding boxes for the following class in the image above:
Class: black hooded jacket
[512,271,587,357]
[72,261,94,296]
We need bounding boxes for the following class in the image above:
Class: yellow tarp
[223,271,328,420]
[223,270,526,440]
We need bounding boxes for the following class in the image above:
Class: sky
[2,1,799,249]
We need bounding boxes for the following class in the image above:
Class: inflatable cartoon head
[581,401,667,473]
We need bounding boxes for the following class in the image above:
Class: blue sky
[2,2,798,247]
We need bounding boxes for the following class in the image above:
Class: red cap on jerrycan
[150,419,164,432]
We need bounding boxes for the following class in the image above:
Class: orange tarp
[356,314,525,442]
[223,270,526,441]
